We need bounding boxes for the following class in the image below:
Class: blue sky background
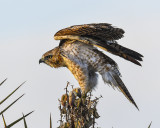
[0,0,160,127]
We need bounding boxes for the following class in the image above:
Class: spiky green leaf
[7,111,34,128]
[0,81,25,105]
[50,113,52,128]
[0,94,25,115]
[2,114,7,128]
[22,113,28,128]
[148,121,152,128]
[0,78,7,86]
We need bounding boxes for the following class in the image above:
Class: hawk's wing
[54,23,124,41]
[54,23,143,66]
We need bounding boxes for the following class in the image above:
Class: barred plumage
[39,23,143,110]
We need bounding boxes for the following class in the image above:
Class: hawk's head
[39,47,64,68]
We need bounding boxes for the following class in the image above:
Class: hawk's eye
[46,55,53,59]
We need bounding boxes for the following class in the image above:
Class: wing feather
[55,23,143,66]
[54,23,124,41]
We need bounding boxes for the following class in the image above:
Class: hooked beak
[39,59,44,64]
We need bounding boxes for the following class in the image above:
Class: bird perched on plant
[39,23,143,109]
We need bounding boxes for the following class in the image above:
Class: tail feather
[102,71,139,110]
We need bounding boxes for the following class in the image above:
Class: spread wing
[54,23,124,41]
[54,23,143,66]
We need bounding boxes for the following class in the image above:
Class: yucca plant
[57,82,101,128]
[0,79,33,128]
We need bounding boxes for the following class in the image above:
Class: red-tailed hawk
[39,23,143,109]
